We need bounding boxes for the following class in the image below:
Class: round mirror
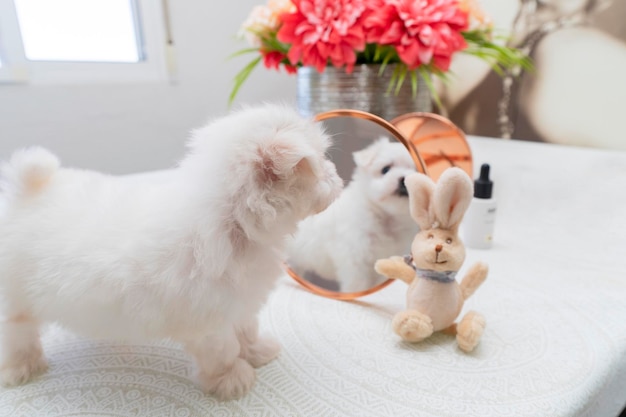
[285,110,427,300]
[285,110,472,300]
[391,112,472,181]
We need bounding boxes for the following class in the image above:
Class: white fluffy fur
[0,104,343,400]
[286,138,418,292]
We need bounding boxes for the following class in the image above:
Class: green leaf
[394,66,408,95]
[373,44,382,62]
[419,67,442,112]
[410,70,418,98]
[229,56,262,106]
[461,29,534,75]
[227,47,259,60]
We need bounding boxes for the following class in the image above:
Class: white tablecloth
[1,136,626,416]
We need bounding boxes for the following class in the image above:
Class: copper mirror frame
[286,109,472,300]
[391,112,472,181]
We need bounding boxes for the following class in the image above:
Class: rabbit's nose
[435,244,443,252]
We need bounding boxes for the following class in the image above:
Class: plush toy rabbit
[374,167,488,352]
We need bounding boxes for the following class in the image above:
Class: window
[0,0,26,82]
[0,0,170,83]
[14,0,142,62]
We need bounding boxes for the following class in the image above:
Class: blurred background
[0,0,292,174]
[1,0,624,175]
[439,0,626,150]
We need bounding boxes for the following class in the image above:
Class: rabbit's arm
[460,261,488,300]
[374,256,415,284]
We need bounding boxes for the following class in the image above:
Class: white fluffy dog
[0,104,342,400]
[286,137,418,293]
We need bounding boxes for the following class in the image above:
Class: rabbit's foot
[392,310,433,343]
[456,311,486,352]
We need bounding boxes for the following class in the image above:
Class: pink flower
[240,0,296,47]
[231,0,529,103]
[364,0,469,71]
[458,0,492,30]
[262,50,298,73]
[277,0,368,72]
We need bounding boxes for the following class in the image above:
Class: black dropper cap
[474,163,493,199]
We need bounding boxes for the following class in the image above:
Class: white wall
[0,0,295,174]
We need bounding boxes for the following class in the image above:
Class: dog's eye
[381,165,391,175]
[446,238,453,244]
[428,234,434,239]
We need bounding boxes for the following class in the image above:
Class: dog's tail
[1,147,60,198]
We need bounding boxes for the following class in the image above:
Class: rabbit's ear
[406,172,436,230]
[432,167,474,230]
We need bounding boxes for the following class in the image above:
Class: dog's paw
[244,336,281,368]
[199,358,255,401]
[0,352,48,387]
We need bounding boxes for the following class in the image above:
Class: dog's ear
[293,156,316,177]
[353,137,390,167]
[256,141,311,183]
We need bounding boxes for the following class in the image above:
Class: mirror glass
[285,110,472,300]
[391,112,472,181]
[285,110,427,300]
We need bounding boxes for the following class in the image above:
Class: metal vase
[296,64,432,121]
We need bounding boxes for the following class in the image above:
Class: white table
[1,136,625,416]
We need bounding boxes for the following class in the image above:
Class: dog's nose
[435,244,443,252]
[398,177,408,196]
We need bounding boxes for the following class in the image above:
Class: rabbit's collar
[415,268,457,283]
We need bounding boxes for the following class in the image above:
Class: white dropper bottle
[461,163,496,249]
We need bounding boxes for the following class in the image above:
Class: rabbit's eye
[381,165,391,175]
[446,238,453,244]
[428,234,434,239]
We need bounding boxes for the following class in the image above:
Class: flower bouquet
[231,0,531,106]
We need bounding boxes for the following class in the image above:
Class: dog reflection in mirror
[287,137,418,293]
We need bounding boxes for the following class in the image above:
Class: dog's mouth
[395,188,409,197]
